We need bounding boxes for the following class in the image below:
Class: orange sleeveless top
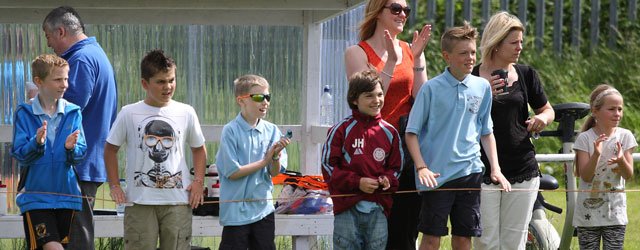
[358,41,415,129]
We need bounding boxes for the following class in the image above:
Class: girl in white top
[573,84,636,250]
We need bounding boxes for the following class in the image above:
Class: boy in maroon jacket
[321,70,403,249]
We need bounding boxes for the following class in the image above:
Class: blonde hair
[580,84,622,132]
[233,74,270,97]
[440,21,478,52]
[359,0,388,41]
[479,11,525,62]
[31,54,69,81]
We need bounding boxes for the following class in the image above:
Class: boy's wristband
[192,178,204,185]
[415,166,427,172]
[413,66,425,72]
[272,155,280,161]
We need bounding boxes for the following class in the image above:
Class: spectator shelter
[0,1,365,248]
[0,0,366,174]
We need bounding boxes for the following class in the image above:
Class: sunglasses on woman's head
[385,3,411,16]
[239,93,271,102]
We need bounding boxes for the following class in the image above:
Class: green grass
[422,182,640,250]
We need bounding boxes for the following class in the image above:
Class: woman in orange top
[344,0,431,249]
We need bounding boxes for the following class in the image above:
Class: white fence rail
[536,153,640,162]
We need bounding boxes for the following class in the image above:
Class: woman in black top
[471,12,555,250]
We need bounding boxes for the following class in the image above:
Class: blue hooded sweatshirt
[12,99,87,213]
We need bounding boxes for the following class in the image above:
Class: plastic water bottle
[116,179,126,216]
[0,181,7,215]
[320,85,334,126]
[210,180,220,199]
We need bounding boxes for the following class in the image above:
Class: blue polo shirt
[215,113,287,226]
[61,37,117,183]
[31,95,66,145]
[406,68,493,190]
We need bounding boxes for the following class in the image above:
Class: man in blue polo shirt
[43,6,117,249]
[405,22,511,250]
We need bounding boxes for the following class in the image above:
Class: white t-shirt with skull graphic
[107,100,205,205]
[573,127,637,227]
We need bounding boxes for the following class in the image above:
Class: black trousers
[386,146,420,250]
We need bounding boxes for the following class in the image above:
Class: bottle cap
[323,85,330,92]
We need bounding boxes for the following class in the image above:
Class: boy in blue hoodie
[12,54,87,250]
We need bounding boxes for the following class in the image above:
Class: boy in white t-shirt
[104,49,207,250]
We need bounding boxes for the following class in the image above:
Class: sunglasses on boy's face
[239,94,271,102]
[385,3,411,16]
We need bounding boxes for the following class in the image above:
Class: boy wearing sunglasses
[321,70,403,250]
[215,74,291,249]
[13,54,86,250]
[104,49,207,250]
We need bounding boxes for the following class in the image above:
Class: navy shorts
[418,173,482,237]
[23,209,75,249]
[220,212,276,250]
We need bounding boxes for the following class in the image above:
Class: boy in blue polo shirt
[404,22,511,250]
[215,74,291,249]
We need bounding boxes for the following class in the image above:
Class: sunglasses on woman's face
[239,93,271,102]
[385,3,411,16]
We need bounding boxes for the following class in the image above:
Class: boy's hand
[378,176,390,191]
[266,137,291,163]
[187,182,204,209]
[109,185,126,204]
[359,177,380,194]
[416,165,440,188]
[65,130,80,150]
[490,171,512,192]
[36,120,48,145]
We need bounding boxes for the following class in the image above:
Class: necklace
[593,126,615,137]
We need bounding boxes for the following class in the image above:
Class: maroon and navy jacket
[321,110,403,217]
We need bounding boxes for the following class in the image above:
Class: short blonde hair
[479,11,525,62]
[441,21,478,52]
[31,54,68,81]
[359,0,388,41]
[233,74,270,97]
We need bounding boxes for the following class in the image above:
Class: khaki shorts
[124,204,192,250]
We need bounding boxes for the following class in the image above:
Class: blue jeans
[333,206,388,250]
